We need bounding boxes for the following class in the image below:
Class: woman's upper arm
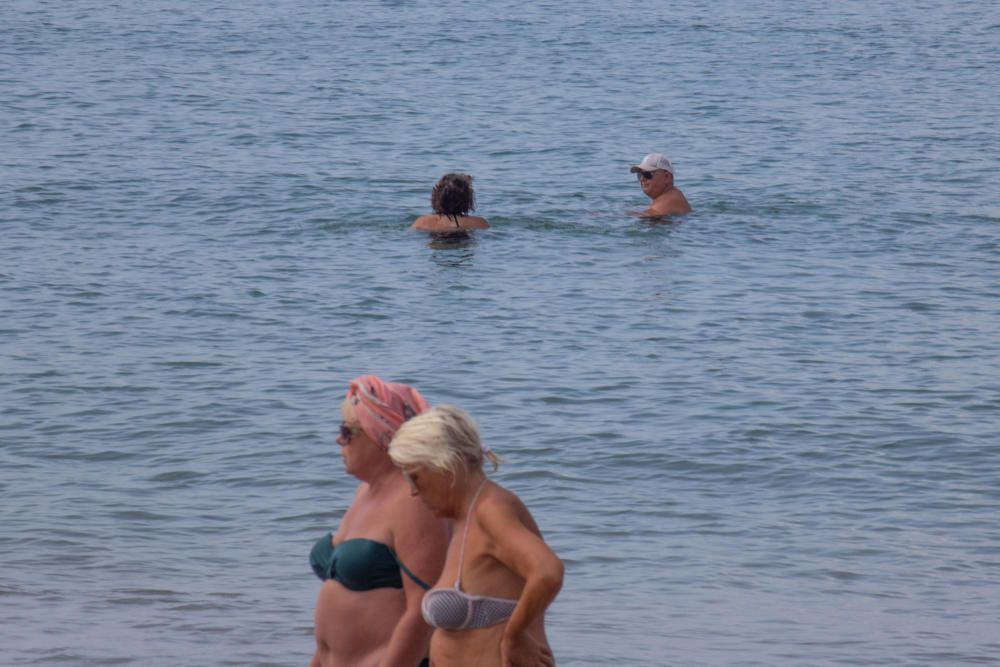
[478,496,562,582]
[394,497,449,600]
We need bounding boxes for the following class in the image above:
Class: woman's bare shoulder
[462,216,490,229]
[391,480,449,549]
[411,214,490,231]
[411,214,441,230]
[478,483,539,533]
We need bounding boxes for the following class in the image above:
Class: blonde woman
[389,406,563,667]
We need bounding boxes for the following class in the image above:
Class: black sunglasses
[636,170,656,181]
[339,423,362,443]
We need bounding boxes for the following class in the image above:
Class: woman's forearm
[378,607,432,667]
[503,557,564,640]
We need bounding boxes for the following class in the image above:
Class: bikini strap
[396,556,432,590]
[455,478,488,589]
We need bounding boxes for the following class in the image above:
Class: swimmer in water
[412,173,490,232]
[630,153,692,217]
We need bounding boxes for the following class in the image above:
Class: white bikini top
[421,479,519,630]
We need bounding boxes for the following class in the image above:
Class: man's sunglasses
[339,423,362,443]
[636,170,657,181]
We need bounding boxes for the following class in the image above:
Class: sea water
[2,1,999,665]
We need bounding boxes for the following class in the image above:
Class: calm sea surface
[2,1,999,665]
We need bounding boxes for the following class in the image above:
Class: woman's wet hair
[431,173,476,221]
[389,405,499,474]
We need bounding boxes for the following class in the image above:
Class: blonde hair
[340,397,357,423]
[389,405,500,474]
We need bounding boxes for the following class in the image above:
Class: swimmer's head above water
[412,173,490,231]
[431,173,476,220]
[630,152,692,217]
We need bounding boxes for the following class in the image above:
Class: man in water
[630,153,692,216]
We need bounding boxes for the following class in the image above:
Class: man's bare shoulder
[647,189,692,216]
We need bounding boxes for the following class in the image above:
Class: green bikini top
[310,533,430,592]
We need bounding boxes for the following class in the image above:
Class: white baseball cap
[630,153,674,175]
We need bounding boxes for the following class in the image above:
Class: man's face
[637,169,671,198]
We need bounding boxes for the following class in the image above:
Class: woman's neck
[451,468,488,518]
[359,457,402,495]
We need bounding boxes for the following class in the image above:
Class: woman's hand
[501,631,555,667]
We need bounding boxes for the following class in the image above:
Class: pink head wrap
[346,375,430,449]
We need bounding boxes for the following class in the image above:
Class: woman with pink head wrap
[346,375,430,450]
[309,375,448,667]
